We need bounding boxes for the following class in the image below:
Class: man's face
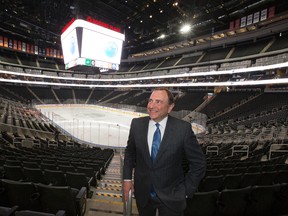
[147,90,174,122]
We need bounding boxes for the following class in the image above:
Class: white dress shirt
[147,116,168,155]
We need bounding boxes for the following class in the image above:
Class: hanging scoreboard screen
[61,18,125,71]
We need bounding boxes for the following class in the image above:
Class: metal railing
[123,190,132,216]
[206,146,219,156]
[120,150,133,216]
[232,145,249,158]
[268,144,288,160]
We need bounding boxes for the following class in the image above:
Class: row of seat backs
[1,146,112,170]
[0,179,87,216]
[3,165,98,186]
[2,158,103,175]
[2,167,94,198]
[0,206,65,216]
[185,183,288,216]
[198,170,288,192]
[206,163,288,175]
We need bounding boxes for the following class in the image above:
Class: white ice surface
[37,104,147,148]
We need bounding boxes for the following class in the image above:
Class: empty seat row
[3,165,97,190]
[0,206,65,216]
[185,183,288,216]
[199,170,288,192]
[1,159,109,176]
[2,158,104,177]
[0,179,86,216]
[205,163,288,176]
[206,159,288,169]
[1,145,113,170]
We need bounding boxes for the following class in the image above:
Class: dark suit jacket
[123,115,206,211]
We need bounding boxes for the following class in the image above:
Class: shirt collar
[149,116,168,129]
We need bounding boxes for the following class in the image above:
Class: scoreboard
[61,18,125,71]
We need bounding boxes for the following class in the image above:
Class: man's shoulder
[132,116,150,123]
[168,115,187,123]
[168,116,190,127]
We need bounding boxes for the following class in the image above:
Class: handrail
[120,150,124,180]
[206,146,219,155]
[268,144,288,160]
[123,190,132,216]
[120,149,133,216]
[33,139,41,147]
[232,145,249,158]
[48,140,58,147]
[13,137,22,146]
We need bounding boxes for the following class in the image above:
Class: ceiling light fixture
[180,24,191,33]
[173,2,178,6]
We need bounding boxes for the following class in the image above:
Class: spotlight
[180,24,191,33]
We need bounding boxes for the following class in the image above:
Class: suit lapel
[141,117,151,164]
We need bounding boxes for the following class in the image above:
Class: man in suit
[123,88,206,216]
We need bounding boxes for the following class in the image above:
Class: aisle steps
[85,153,138,216]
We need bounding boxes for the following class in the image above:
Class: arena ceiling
[0,0,287,58]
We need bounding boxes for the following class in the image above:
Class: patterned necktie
[151,123,161,163]
[150,123,161,197]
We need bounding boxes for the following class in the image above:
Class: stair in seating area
[85,152,139,216]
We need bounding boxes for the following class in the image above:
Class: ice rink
[37,104,147,148]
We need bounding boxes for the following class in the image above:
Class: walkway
[85,152,138,216]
